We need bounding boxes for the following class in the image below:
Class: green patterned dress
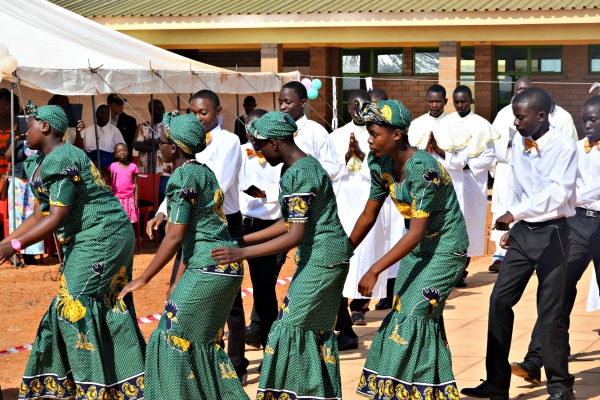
[144,162,249,400]
[19,143,146,400]
[356,150,468,400]
[257,155,354,400]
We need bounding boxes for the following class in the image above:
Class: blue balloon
[307,87,319,99]
[311,79,322,90]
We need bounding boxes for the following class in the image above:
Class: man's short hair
[349,89,371,103]
[282,81,308,100]
[513,87,552,114]
[243,96,256,104]
[190,90,221,108]
[427,84,446,99]
[368,88,388,101]
[453,85,472,100]
[247,109,268,119]
[584,95,600,109]
[107,93,126,104]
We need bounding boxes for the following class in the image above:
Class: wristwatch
[10,239,22,252]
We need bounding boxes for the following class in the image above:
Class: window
[496,46,562,110]
[460,47,475,100]
[340,48,403,122]
[590,45,600,73]
[414,48,439,75]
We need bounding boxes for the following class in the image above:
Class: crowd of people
[1,76,598,400]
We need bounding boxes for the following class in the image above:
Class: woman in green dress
[350,100,469,400]
[118,111,249,400]
[0,101,146,399]
[211,111,354,400]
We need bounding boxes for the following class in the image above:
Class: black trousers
[224,211,249,374]
[335,298,370,332]
[243,216,280,349]
[486,219,574,394]
[524,212,600,367]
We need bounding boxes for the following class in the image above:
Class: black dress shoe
[238,371,247,386]
[337,332,358,351]
[375,299,390,310]
[547,390,575,400]
[245,326,261,349]
[257,361,262,374]
[460,380,509,399]
[510,361,541,384]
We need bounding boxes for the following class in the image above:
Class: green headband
[163,111,206,155]
[355,99,412,133]
[25,100,69,134]
[247,111,298,140]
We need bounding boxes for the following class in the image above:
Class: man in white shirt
[238,109,284,360]
[330,89,390,350]
[462,88,576,400]
[510,95,600,389]
[148,90,247,383]
[445,86,499,287]
[76,104,124,168]
[490,77,533,272]
[278,81,342,179]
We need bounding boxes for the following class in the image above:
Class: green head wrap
[355,99,412,133]
[163,111,206,155]
[25,100,69,134]
[247,111,297,140]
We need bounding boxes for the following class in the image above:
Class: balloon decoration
[301,77,323,100]
[0,45,18,82]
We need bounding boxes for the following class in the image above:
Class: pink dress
[109,162,140,223]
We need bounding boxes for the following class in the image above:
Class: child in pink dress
[109,143,139,223]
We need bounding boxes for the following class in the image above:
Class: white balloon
[0,45,8,59]
[0,55,18,73]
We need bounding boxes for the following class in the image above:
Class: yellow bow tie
[524,138,539,153]
[205,132,212,146]
[583,139,600,153]
[246,148,266,164]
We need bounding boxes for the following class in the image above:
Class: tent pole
[150,94,156,210]
[91,96,100,168]
[9,83,18,267]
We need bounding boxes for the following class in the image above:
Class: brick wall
[475,44,495,123]
[439,41,460,115]
[309,47,339,131]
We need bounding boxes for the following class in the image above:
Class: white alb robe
[330,121,391,299]
[445,111,499,256]
[550,104,579,141]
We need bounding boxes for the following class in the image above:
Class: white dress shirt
[575,138,600,211]
[81,123,125,153]
[549,104,579,141]
[238,143,282,220]
[294,115,342,180]
[158,125,242,216]
[507,127,577,223]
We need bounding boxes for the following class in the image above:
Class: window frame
[589,45,600,74]
[413,47,440,76]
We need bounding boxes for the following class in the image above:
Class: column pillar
[438,41,460,114]
[261,43,283,73]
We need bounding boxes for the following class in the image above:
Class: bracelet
[11,239,22,252]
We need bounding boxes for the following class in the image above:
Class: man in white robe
[445,86,499,286]
[331,90,391,350]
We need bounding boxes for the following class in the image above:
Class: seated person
[76,104,124,168]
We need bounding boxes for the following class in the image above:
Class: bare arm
[239,219,289,246]
[349,199,384,250]
[358,217,429,296]
[211,222,304,264]
[118,223,187,298]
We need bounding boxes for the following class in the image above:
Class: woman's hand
[118,277,147,299]
[0,242,16,264]
[358,269,379,297]
[210,247,246,264]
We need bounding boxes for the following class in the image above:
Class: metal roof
[48,1,598,17]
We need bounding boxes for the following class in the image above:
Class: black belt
[242,216,276,227]
[521,217,567,229]
[576,207,600,218]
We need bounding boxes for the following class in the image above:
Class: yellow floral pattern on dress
[90,161,111,191]
[56,275,87,323]
[165,333,191,352]
[445,385,460,400]
[103,266,129,313]
[389,323,408,345]
[396,383,409,399]
[212,188,228,225]
[219,362,239,379]
[381,172,412,218]
[320,344,336,365]
[122,382,138,398]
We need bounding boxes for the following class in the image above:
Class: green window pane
[591,46,600,72]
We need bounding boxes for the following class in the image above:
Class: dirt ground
[0,245,297,398]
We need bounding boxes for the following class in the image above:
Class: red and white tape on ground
[0,276,293,357]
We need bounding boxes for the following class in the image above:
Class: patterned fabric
[166,163,238,267]
[145,163,248,400]
[248,111,297,140]
[257,155,352,399]
[117,195,139,223]
[163,111,206,155]
[355,100,413,132]
[25,101,69,134]
[357,150,468,400]
[8,177,45,255]
[278,155,354,267]
[0,129,10,174]
[19,143,146,400]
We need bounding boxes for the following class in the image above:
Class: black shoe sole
[510,363,541,385]
[338,342,359,351]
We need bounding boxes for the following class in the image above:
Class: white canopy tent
[0,0,299,95]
